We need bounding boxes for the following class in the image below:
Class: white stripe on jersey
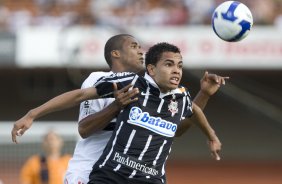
[142,86,151,107]
[99,121,124,168]
[124,130,136,154]
[161,147,171,176]
[114,129,136,172]
[157,99,164,113]
[180,94,187,120]
[153,140,167,166]
[138,135,152,160]
[129,135,153,178]
[129,75,139,90]
[95,76,135,87]
[186,96,193,112]
[129,170,137,178]
[113,164,121,172]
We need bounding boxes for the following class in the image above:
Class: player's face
[149,52,183,93]
[119,36,144,73]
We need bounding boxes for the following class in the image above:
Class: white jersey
[64,71,115,184]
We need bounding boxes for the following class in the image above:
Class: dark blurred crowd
[0,0,282,32]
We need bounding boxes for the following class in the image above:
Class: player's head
[42,130,63,155]
[145,42,183,93]
[104,34,144,73]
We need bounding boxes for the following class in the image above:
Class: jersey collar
[144,73,185,98]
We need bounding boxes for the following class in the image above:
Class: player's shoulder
[177,85,191,96]
[81,71,113,88]
[106,72,136,78]
[98,72,137,82]
[87,71,113,81]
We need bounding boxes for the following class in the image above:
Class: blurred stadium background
[0,0,282,183]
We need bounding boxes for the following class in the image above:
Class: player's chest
[132,93,184,124]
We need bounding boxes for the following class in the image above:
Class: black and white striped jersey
[91,72,193,183]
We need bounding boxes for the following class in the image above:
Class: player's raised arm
[79,83,139,138]
[176,71,229,136]
[11,87,98,143]
[194,71,229,110]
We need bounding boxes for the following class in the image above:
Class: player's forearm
[193,90,210,110]
[79,101,121,138]
[195,117,217,141]
[79,84,139,138]
[28,88,98,121]
[192,104,218,141]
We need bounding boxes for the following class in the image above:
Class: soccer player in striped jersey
[12,42,223,184]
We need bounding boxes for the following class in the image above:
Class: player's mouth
[170,77,180,85]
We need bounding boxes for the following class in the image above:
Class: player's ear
[111,50,120,58]
[147,64,156,76]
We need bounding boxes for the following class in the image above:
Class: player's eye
[165,63,172,67]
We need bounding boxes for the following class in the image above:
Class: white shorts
[64,171,89,184]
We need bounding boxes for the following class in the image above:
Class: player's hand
[200,71,229,96]
[208,138,222,161]
[113,83,139,109]
[11,114,33,144]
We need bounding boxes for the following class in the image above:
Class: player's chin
[168,83,179,90]
[135,63,144,71]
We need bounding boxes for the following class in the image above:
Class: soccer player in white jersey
[12,35,228,183]
[64,34,146,183]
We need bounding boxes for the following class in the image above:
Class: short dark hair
[104,34,134,68]
[145,42,181,67]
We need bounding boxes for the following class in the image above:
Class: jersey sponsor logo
[128,107,177,137]
[113,152,158,176]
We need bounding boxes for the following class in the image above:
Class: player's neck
[111,62,126,73]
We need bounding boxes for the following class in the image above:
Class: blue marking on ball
[221,1,240,22]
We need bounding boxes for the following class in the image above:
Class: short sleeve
[181,89,193,119]
[94,72,136,98]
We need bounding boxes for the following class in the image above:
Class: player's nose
[138,47,144,55]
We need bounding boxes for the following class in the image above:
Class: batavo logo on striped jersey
[128,107,177,137]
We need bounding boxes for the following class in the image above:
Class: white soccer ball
[212,1,253,42]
